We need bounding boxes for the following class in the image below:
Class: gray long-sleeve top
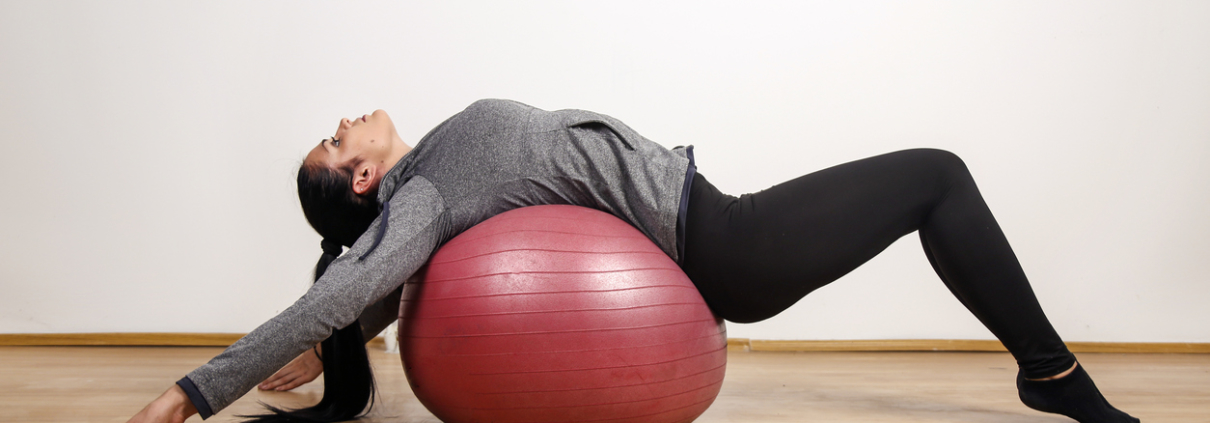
[179,99,693,417]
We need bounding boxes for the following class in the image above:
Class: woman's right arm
[257,282,408,391]
[133,178,448,420]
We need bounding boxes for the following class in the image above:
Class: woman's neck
[384,134,412,170]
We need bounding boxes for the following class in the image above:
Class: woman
[129,99,1137,423]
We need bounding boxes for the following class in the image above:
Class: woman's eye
[331,138,341,147]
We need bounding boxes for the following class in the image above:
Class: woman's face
[305,109,397,170]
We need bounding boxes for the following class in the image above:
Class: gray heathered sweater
[181,99,692,417]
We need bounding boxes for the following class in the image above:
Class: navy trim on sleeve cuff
[176,376,215,419]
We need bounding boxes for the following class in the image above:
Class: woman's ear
[351,163,379,196]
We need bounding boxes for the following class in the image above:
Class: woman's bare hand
[258,347,324,391]
[127,385,196,423]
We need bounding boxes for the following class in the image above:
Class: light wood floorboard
[1,346,1205,422]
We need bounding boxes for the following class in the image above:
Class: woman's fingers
[258,365,296,390]
[260,367,305,390]
[258,372,289,390]
[258,373,283,390]
[274,374,306,391]
[126,385,195,423]
[258,350,324,391]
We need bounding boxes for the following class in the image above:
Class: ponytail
[243,241,377,422]
[245,157,384,422]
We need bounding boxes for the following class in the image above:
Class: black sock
[1017,363,1139,423]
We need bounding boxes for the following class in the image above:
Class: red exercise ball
[398,205,727,423]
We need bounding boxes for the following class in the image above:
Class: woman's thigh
[681,149,969,323]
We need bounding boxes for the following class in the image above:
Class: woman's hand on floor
[126,385,196,423]
[258,347,324,391]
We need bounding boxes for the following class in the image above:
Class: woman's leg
[681,149,1136,422]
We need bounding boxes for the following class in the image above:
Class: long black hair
[296,161,380,247]
[242,162,382,422]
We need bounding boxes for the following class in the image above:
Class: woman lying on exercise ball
[128,99,1138,423]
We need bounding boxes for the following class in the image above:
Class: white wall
[1,1,1207,343]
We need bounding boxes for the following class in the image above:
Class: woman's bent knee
[901,148,973,185]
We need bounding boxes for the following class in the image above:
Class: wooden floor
[1,346,1206,422]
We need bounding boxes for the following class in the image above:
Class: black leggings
[680,149,1076,378]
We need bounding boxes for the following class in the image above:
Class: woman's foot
[1017,362,1140,422]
